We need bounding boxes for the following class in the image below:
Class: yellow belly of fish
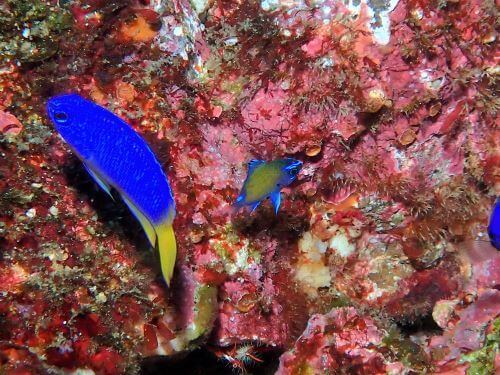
[245,166,280,202]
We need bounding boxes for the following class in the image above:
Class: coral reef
[277,306,427,374]
[1,0,498,374]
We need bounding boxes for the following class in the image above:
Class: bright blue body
[488,197,500,250]
[46,94,175,225]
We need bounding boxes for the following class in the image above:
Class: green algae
[185,284,218,342]
[294,362,315,375]
[0,188,36,206]
[211,224,262,275]
[326,289,351,309]
[382,328,431,373]
[459,318,499,375]
[0,0,72,64]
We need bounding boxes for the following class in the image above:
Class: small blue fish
[47,94,177,285]
[235,158,303,214]
[488,197,499,250]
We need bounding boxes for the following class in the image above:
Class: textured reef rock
[277,307,424,374]
[428,241,500,373]
[1,0,499,374]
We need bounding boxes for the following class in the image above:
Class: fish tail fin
[155,221,177,287]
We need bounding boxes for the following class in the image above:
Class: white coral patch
[299,231,328,261]
[329,230,356,257]
[419,69,445,91]
[295,231,331,292]
[261,0,281,11]
[190,0,210,14]
[295,261,331,290]
[366,285,385,301]
[70,370,96,375]
[346,0,401,45]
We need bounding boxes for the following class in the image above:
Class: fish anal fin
[270,190,281,214]
[248,159,265,172]
[122,195,157,248]
[250,201,261,213]
[83,163,114,200]
[155,220,177,287]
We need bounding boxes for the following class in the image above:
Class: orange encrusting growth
[119,14,158,43]
[333,193,359,212]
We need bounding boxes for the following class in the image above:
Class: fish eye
[54,111,68,123]
[289,167,299,175]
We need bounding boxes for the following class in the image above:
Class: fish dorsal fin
[83,162,114,200]
[121,195,157,248]
[248,159,265,172]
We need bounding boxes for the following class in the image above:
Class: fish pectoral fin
[247,159,265,172]
[155,221,177,287]
[234,193,245,207]
[83,163,114,200]
[270,190,281,214]
[121,195,157,248]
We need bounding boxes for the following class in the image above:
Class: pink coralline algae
[0,0,499,374]
[428,241,500,373]
[0,111,23,136]
[277,307,420,374]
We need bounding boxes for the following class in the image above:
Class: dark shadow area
[141,346,282,375]
[0,237,7,261]
[397,313,442,336]
[61,157,150,252]
[232,205,309,240]
[356,109,384,130]
[142,132,175,173]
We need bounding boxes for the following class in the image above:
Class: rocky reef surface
[0,0,498,374]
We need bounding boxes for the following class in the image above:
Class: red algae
[1,0,498,373]
[277,307,416,374]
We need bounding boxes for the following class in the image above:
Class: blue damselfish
[488,197,500,250]
[235,158,302,214]
[47,94,177,285]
